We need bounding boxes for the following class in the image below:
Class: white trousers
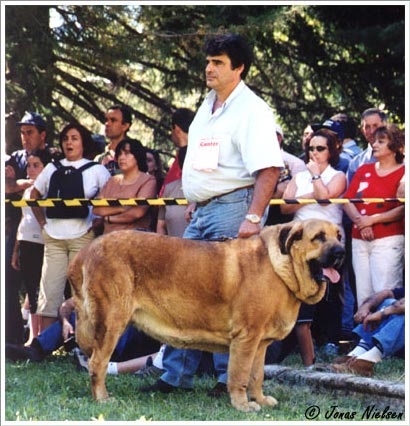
[352,235,404,307]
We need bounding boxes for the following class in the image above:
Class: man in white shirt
[141,33,283,397]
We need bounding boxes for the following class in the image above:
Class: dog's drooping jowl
[68,219,344,412]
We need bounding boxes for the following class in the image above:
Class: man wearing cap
[5,111,49,344]
[6,111,48,194]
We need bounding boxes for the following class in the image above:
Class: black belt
[196,185,253,207]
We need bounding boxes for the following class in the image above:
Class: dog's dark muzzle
[323,244,345,270]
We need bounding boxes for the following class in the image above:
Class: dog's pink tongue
[323,268,340,283]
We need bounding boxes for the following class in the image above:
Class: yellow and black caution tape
[4,197,405,208]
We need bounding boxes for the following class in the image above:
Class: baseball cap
[16,111,47,129]
[311,118,344,140]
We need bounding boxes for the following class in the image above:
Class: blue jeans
[161,187,261,388]
[353,299,404,358]
[37,313,76,352]
[37,313,160,359]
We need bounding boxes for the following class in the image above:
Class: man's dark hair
[361,108,388,125]
[205,34,253,80]
[172,108,195,133]
[108,104,133,127]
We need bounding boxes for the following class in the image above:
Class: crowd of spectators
[4,34,405,386]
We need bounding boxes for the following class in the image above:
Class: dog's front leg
[248,342,278,408]
[227,336,261,412]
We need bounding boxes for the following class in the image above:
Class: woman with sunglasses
[281,128,346,223]
[280,128,347,368]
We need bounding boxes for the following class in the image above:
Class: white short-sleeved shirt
[17,186,44,244]
[182,81,284,202]
[293,165,344,228]
[34,158,111,239]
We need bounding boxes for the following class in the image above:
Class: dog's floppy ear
[279,221,304,254]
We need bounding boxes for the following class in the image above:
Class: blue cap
[16,111,47,128]
[312,119,345,140]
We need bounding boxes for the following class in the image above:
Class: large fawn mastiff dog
[68,219,344,412]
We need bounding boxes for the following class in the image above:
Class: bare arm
[5,164,32,194]
[281,171,345,215]
[6,178,33,195]
[93,178,157,224]
[156,219,167,235]
[58,298,75,340]
[354,289,395,323]
[238,166,280,238]
[354,205,404,229]
[30,187,46,229]
[280,177,303,215]
[396,174,405,198]
[363,298,405,332]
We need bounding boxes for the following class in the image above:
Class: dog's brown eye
[312,232,326,243]
[337,233,342,242]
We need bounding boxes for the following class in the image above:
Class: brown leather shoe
[347,358,375,377]
[326,358,375,377]
[332,355,353,365]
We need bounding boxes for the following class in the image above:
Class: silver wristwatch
[245,214,261,224]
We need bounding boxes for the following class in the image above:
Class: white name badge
[193,137,221,172]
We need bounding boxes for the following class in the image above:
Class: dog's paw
[261,395,278,407]
[97,396,116,404]
[247,401,261,412]
[233,400,261,412]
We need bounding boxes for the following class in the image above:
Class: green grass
[4,349,405,422]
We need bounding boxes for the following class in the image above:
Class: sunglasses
[309,145,328,152]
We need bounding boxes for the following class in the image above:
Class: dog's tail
[67,247,86,303]
[67,244,96,356]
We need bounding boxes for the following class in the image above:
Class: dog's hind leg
[88,324,126,401]
[248,341,278,408]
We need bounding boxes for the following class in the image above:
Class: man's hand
[354,304,372,324]
[5,165,16,179]
[238,219,261,238]
[62,319,75,341]
[184,203,196,222]
[363,310,383,332]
